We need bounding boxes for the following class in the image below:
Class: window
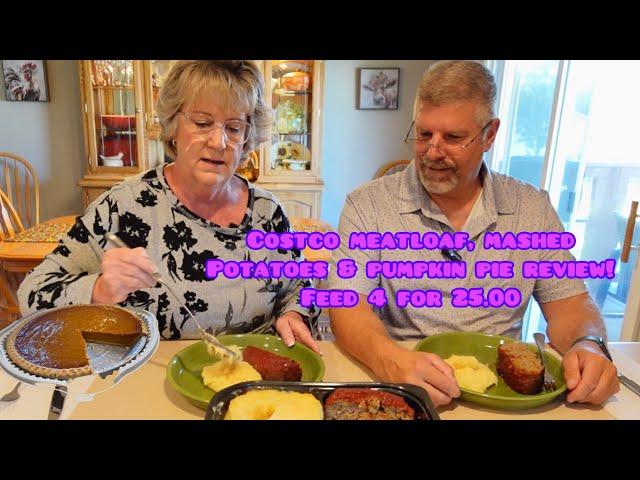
[489,60,640,341]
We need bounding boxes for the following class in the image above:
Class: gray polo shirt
[327,160,587,340]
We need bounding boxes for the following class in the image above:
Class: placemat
[5,221,74,243]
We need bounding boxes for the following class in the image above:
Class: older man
[327,60,619,407]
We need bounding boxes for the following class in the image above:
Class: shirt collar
[398,160,516,229]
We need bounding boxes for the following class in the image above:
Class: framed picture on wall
[2,60,50,102]
[357,68,399,110]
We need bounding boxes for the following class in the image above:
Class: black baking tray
[205,381,440,420]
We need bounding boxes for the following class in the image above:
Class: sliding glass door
[489,60,640,341]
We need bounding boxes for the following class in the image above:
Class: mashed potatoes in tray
[445,355,498,393]
[225,390,324,420]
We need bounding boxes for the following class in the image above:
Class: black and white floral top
[17,165,319,340]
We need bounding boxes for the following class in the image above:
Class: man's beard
[416,156,460,194]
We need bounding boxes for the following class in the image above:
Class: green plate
[166,334,325,410]
[414,332,567,410]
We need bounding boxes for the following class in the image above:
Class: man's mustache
[417,157,458,171]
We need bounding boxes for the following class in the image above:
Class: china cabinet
[78,60,166,209]
[78,60,324,218]
[254,60,324,218]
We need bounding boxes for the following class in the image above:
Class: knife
[47,385,67,420]
[618,374,640,397]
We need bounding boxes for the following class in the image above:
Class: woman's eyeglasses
[179,111,251,146]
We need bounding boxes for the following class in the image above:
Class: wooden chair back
[0,151,40,229]
[0,187,24,241]
[0,187,26,321]
[374,159,411,179]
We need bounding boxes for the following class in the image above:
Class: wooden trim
[133,60,148,171]
[621,200,639,263]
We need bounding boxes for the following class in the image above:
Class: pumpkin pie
[7,305,148,379]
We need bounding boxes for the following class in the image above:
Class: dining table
[0,215,332,328]
[0,215,77,273]
[0,215,331,272]
[289,216,335,263]
[2,338,638,420]
[0,215,77,326]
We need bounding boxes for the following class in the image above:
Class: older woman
[17,60,320,352]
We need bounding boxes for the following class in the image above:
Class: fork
[533,332,557,392]
[105,233,240,361]
[0,382,21,402]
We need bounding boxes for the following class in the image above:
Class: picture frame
[357,68,399,110]
[2,60,50,102]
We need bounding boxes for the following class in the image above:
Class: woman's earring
[171,139,177,148]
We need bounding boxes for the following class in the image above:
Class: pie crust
[6,305,148,379]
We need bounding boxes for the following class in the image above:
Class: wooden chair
[374,159,410,179]
[0,152,40,229]
[0,187,26,322]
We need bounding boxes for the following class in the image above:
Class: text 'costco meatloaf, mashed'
[496,342,544,394]
[224,390,324,420]
[444,355,498,393]
[242,346,303,381]
[324,388,415,420]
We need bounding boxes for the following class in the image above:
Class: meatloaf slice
[496,342,544,394]
[324,388,415,420]
[242,346,303,381]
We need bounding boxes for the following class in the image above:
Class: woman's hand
[92,247,158,304]
[275,311,321,355]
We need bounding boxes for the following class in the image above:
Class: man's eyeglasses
[179,111,252,146]
[404,120,493,154]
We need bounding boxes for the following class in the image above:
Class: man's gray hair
[413,60,497,127]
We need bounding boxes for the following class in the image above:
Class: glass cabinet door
[144,60,174,137]
[87,60,143,170]
[268,60,315,176]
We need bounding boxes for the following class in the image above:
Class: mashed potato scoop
[201,355,262,392]
[445,355,498,393]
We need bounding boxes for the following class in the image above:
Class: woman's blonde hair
[414,60,496,127]
[156,60,272,161]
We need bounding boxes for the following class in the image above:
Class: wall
[0,60,85,221]
[320,60,435,226]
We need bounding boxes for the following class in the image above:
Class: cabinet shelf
[97,128,137,134]
[92,84,134,90]
[275,132,311,137]
[273,89,310,96]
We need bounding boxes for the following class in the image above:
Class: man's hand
[378,349,461,407]
[562,342,620,404]
[275,311,321,354]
